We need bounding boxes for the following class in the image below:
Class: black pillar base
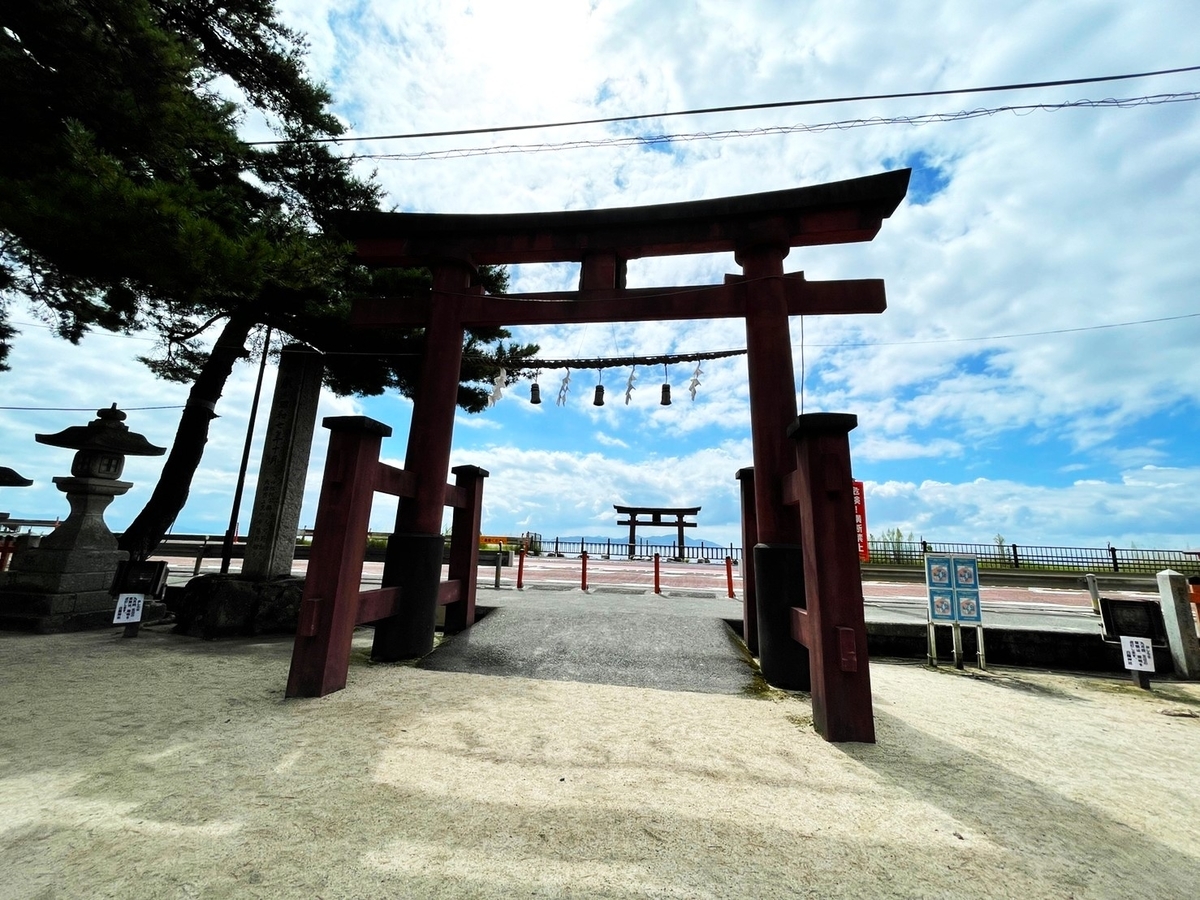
[753,543,811,690]
[372,532,445,661]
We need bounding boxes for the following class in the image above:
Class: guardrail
[866,539,1200,576]
[148,532,1200,578]
[539,537,738,563]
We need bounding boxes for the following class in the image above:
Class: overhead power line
[808,311,1200,349]
[247,64,1200,146]
[0,405,185,412]
[350,92,1200,161]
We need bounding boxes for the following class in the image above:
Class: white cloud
[593,431,628,448]
[864,465,1200,548]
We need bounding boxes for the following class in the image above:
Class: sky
[3,0,1200,552]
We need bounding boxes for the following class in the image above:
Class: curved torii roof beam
[339,169,911,267]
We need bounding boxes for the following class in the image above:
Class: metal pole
[517,548,526,589]
[725,556,735,598]
[221,326,272,574]
[654,553,661,594]
[581,551,589,591]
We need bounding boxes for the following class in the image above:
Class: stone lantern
[0,466,34,572]
[0,405,165,632]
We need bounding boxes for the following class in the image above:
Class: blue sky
[3,0,1200,551]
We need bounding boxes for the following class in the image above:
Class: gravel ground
[2,622,1199,899]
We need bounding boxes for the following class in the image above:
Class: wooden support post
[581,551,589,591]
[443,465,487,633]
[286,416,392,698]
[654,553,661,594]
[788,413,875,743]
[725,556,735,599]
[735,467,759,656]
[517,548,526,589]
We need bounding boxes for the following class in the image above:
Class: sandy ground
[2,625,1199,899]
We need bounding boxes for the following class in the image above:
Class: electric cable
[350,92,1200,161]
[247,64,1200,146]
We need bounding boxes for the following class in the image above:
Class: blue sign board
[925,555,982,624]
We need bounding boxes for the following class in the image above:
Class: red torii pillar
[372,262,478,662]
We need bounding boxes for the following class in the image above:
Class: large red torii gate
[287,169,910,742]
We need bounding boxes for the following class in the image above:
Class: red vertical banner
[852,480,869,562]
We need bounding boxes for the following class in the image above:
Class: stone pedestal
[1156,569,1200,679]
[0,478,129,631]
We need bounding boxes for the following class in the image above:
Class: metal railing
[148,532,1200,577]
[866,539,1200,575]
[538,537,739,563]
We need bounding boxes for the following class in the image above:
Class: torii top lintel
[341,169,910,268]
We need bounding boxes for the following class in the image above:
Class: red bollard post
[581,551,589,591]
[653,553,662,594]
[517,547,526,589]
[725,556,735,598]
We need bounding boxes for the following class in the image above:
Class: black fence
[150,532,1200,577]
[540,537,739,564]
[867,539,1200,576]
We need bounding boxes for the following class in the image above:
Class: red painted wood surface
[285,417,490,697]
[788,413,875,743]
[374,463,417,498]
[342,171,910,267]
[393,264,477,536]
[438,580,463,606]
[736,467,759,656]
[356,587,402,625]
[370,264,478,661]
[739,244,802,546]
[286,417,391,698]
[444,465,487,632]
[351,276,886,328]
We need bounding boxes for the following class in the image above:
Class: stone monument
[0,405,165,631]
[243,343,324,580]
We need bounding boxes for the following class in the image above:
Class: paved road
[160,552,1164,636]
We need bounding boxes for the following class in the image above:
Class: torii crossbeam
[288,169,910,742]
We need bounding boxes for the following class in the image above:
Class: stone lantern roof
[0,467,33,487]
[35,405,166,457]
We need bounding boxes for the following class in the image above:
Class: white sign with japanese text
[1120,636,1155,672]
[113,593,145,624]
